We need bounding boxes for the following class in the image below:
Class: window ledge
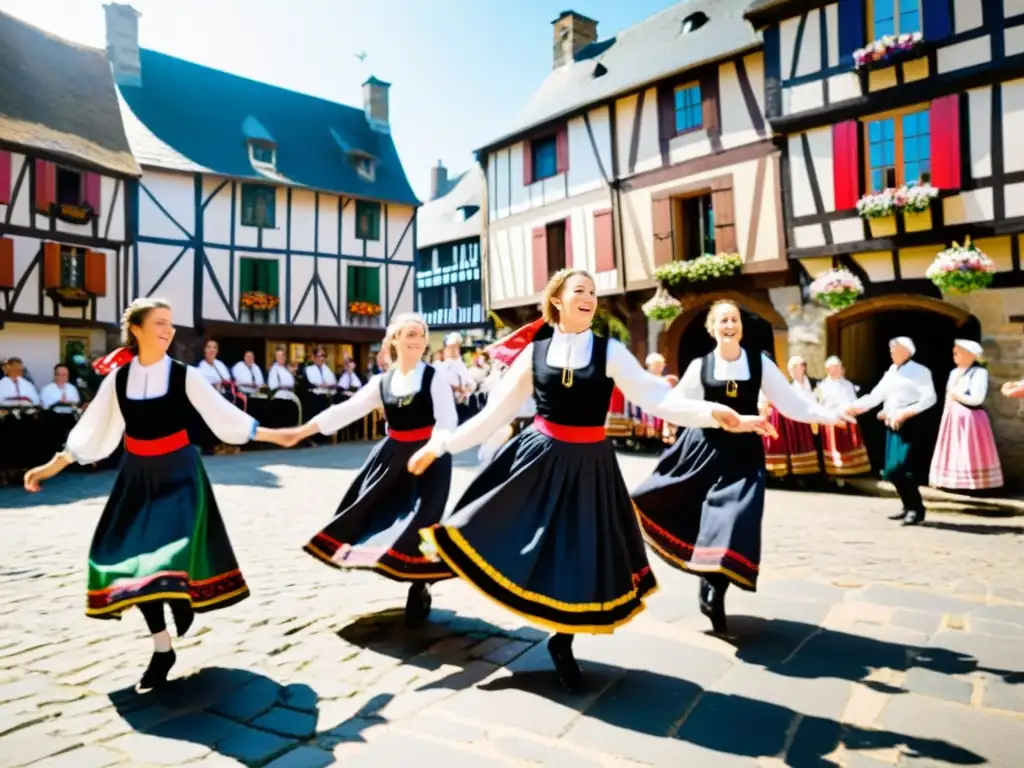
[855,40,931,82]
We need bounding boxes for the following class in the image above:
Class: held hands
[887,410,911,430]
[407,447,438,476]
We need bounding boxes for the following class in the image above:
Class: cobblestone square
[1,444,1022,767]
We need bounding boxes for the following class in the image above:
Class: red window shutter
[43,242,61,288]
[652,197,674,266]
[555,125,570,174]
[832,121,861,210]
[531,226,548,292]
[83,172,102,213]
[930,95,961,190]
[523,140,534,186]
[85,250,107,296]
[563,217,573,268]
[0,238,13,289]
[593,209,614,272]
[35,160,55,213]
[0,152,11,205]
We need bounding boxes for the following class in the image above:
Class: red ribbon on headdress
[485,318,548,367]
[92,347,134,375]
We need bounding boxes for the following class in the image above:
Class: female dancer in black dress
[407,271,754,692]
[632,300,849,634]
[23,298,289,689]
[275,313,458,626]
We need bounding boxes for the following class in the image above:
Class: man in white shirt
[0,358,41,405]
[40,363,82,409]
[231,351,266,396]
[847,337,937,526]
[441,333,475,422]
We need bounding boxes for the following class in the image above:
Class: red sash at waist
[533,416,606,443]
[388,425,434,442]
[125,429,190,456]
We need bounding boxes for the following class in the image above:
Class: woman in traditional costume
[632,300,849,635]
[274,313,458,627]
[781,356,823,477]
[929,340,1004,491]
[22,298,289,690]
[406,270,750,693]
[817,356,871,479]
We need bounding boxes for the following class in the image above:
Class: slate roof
[0,10,139,177]
[479,0,760,153]
[118,49,419,206]
[416,170,482,249]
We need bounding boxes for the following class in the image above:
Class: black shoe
[169,602,194,637]
[888,509,908,520]
[404,583,432,628]
[698,577,728,635]
[547,634,584,694]
[138,650,176,691]
[901,510,925,526]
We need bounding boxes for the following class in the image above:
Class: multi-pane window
[60,246,84,289]
[865,109,930,191]
[241,184,276,228]
[531,135,558,181]
[356,200,381,241]
[681,194,715,259]
[673,84,702,135]
[872,0,921,38]
[251,145,275,166]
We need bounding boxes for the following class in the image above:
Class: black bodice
[532,334,615,427]
[115,359,192,440]
[700,347,763,416]
[381,364,437,431]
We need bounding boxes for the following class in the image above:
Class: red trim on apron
[388,426,434,442]
[533,416,606,443]
[124,429,190,456]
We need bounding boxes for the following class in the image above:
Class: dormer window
[459,205,479,221]
[249,141,276,170]
[356,157,376,182]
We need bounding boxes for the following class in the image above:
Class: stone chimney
[362,76,391,134]
[552,11,598,69]
[103,3,142,87]
[429,161,448,200]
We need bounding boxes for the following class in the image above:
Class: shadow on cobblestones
[918,520,1024,536]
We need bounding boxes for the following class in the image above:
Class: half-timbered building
[479,2,790,371]
[0,9,139,381]
[104,3,418,372]
[415,162,485,347]
[747,0,1024,483]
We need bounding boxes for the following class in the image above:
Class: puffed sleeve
[956,368,989,407]
[312,375,383,435]
[430,346,533,456]
[429,366,459,435]
[760,355,841,424]
[185,366,258,444]
[64,373,126,464]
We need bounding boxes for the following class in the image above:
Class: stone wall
[768,286,831,378]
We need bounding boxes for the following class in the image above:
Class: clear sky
[0,0,677,201]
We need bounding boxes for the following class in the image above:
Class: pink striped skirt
[929,402,1004,490]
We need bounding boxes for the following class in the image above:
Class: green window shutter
[367,266,380,304]
[267,259,279,297]
[262,187,276,229]
[347,265,357,302]
[239,257,255,293]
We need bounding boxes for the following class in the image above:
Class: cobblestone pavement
[1,444,1023,768]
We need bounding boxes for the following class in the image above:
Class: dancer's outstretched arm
[267,375,385,447]
[758,355,849,425]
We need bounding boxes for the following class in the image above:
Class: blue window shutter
[922,0,952,41]
[837,0,866,63]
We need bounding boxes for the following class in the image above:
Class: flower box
[868,215,897,238]
[902,208,932,233]
[654,252,742,287]
[809,268,864,311]
[926,237,995,295]
[857,184,938,224]
[854,32,924,70]
[348,301,382,317]
[239,290,281,312]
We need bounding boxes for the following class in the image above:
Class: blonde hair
[384,312,429,361]
[704,299,741,337]
[541,268,595,325]
[120,297,172,351]
[645,353,666,366]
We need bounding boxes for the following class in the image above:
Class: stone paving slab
[1,445,1022,766]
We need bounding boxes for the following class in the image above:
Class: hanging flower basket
[349,301,382,317]
[809,268,864,311]
[854,32,924,69]
[240,290,280,311]
[926,237,995,295]
[654,252,742,286]
[642,285,683,323]
[856,184,938,219]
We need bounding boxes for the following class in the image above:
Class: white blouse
[267,364,295,392]
[231,361,265,392]
[851,359,937,417]
[945,366,989,407]
[816,377,859,408]
[429,328,716,457]
[312,361,458,436]
[677,349,840,425]
[305,364,337,388]
[0,376,40,405]
[197,359,232,387]
[40,382,81,408]
[64,356,258,464]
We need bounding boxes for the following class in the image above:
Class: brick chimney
[103,3,142,87]
[429,161,448,200]
[362,76,391,134]
[552,11,598,69]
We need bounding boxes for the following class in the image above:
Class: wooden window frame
[248,140,276,170]
[355,200,381,241]
[240,183,277,229]
[671,82,703,137]
[867,0,923,41]
[862,105,931,192]
[677,192,716,261]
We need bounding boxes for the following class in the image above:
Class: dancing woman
[406,270,752,692]
[274,313,458,626]
[22,298,288,690]
[632,300,848,635]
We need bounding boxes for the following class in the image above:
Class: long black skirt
[421,427,657,634]
[304,437,454,582]
[632,428,765,591]
[86,445,249,618]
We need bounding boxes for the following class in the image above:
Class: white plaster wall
[1002,79,1024,174]
[969,87,994,178]
[134,242,195,320]
[2,153,30,227]
[937,37,991,74]
[138,171,195,242]
[954,0,984,33]
[0,323,60,384]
